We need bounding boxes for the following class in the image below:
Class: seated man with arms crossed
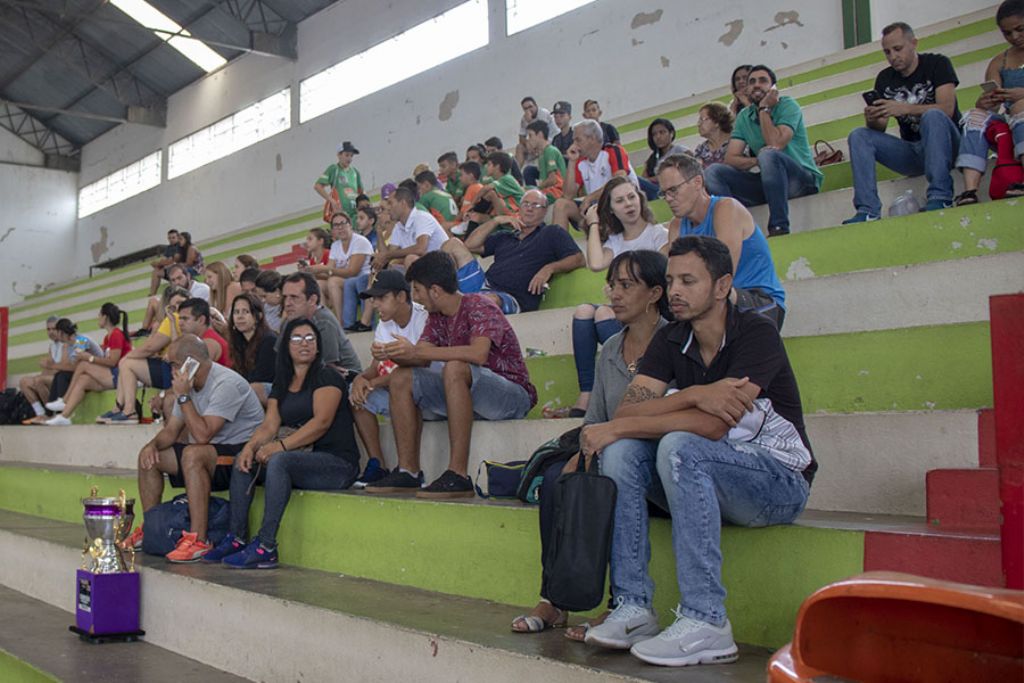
[18,317,63,422]
[371,187,449,272]
[442,189,585,314]
[366,252,537,498]
[136,264,210,336]
[125,335,265,562]
[348,270,429,487]
[280,271,362,376]
[581,235,816,667]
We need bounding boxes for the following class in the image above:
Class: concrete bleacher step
[614,9,999,140]
[926,467,1001,532]
[0,583,245,683]
[862,521,1002,588]
[0,408,981,518]
[0,509,772,682]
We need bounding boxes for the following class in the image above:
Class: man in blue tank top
[656,153,787,329]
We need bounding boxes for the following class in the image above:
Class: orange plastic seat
[768,571,1024,683]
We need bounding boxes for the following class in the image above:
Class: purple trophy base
[75,569,140,635]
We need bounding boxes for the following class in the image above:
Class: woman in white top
[320,211,373,330]
[547,177,668,417]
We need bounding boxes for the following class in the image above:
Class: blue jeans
[848,109,960,215]
[412,364,532,420]
[600,431,810,626]
[228,451,358,546]
[637,176,661,201]
[571,314,622,392]
[342,272,371,328]
[704,150,819,231]
[956,109,1024,173]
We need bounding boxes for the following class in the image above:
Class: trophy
[71,487,145,642]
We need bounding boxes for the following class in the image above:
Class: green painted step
[538,199,1024,311]
[617,16,994,136]
[0,464,864,649]
[17,211,323,307]
[528,322,992,416]
[0,649,57,683]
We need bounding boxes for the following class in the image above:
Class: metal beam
[1,99,165,127]
[0,100,79,164]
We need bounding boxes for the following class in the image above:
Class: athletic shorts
[167,441,246,490]
[456,260,485,293]
[146,358,173,390]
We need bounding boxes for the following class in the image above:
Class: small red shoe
[120,526,144,551]
[165,531,212,563]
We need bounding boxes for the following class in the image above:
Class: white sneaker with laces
[584,598,660,649]
[43,414,72,426]
[629,607,738,667]
[45,398,65,412]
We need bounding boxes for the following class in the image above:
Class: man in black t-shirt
[579,235,815,668]
[844,22,961,222]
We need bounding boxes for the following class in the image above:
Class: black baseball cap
[359,269,409,299]
[337,141,360,154]
[552,101,571,115]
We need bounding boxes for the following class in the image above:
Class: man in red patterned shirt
[365,251,537,499]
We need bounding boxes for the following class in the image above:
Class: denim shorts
[146,358,173,389]
[411,364,531,420]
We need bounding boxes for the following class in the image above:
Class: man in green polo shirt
[415,170,459,231]
[704,65,822,237]
[314,141,364,223]
[525,120,567,204]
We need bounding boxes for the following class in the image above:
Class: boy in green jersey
[525,120,566,203]
[415,170,459,232]
[314,141,364,222]
[437,151,463,205]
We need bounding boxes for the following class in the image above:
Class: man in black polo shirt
[581,235,815,668]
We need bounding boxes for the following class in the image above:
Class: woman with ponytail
[42,303,132,425]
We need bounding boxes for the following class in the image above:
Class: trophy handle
[90,486,99,497]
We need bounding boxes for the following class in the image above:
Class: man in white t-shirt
[348,270,429,487]
[136,263,212,341]
[516,95,557,170]
[552,119,639,231]
[371,187,449,272]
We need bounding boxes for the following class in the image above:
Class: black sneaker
[364,468,423,494]
[416,470,474,499]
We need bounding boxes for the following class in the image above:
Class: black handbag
[541,452,617,612]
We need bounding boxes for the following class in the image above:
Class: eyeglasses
[521,201,546,210]
[289,333,317,345]
[658,175,697,199]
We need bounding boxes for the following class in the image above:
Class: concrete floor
[0,583,247,682]
[0,508,774,682]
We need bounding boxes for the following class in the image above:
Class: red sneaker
[120,526,144,551]
[165,531,212,563]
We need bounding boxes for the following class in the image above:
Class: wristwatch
[759,106,772,114]
[176,394,191,406]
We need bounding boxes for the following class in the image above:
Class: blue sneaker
[842,212,880,224]
[202,533,245,563]
[924,199,953,212]
[222,538,278,569]
[95,408,122,424]
[352,458,387,489]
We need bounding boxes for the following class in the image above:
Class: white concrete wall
[73,0,845,271]
[870,1,996,37]
[0,128,78,306]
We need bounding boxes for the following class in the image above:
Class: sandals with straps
[510,602,567,633]
[953,189,979,207]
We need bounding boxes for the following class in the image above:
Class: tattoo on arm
[620,383,657,407]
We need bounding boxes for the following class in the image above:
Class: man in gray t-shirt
[133,335,265,562]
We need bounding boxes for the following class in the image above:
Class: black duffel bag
[541,452,617,612]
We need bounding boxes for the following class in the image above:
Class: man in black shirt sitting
[844,21,961,222]
[580,235,816,668]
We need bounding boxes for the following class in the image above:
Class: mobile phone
[862,90,881,106]
[981,80,998,94]
[297,259,309,268]
[181,356,200,382]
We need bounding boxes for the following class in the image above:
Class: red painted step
[864,529,1003,588]
[926,467,1000,532]
[978,408,996,468]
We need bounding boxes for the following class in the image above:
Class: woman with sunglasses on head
[513,250,670,635]
[205,317,359,569]
[228,292,278,407]
[548,177,667,418]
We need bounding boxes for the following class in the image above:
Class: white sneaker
[44,398,65,412]
[43,415,72,426]
[629,607,738,667]
[450,221,468,236]
[584,598,660,649]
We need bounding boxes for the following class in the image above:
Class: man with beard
[704,65,823,236]
[579,235,816,668]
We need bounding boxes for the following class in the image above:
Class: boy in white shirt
[348,270,429,487]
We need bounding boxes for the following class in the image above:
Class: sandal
[541,406,587,419]
[510,605,567,633]
[1005,183,1024,198]
[564,610,610,642]
[953,190,979,206]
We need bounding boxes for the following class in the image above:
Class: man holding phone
[844,22,960,223]
[127,335,264,563]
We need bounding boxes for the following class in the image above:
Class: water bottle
[888,189,921,217]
